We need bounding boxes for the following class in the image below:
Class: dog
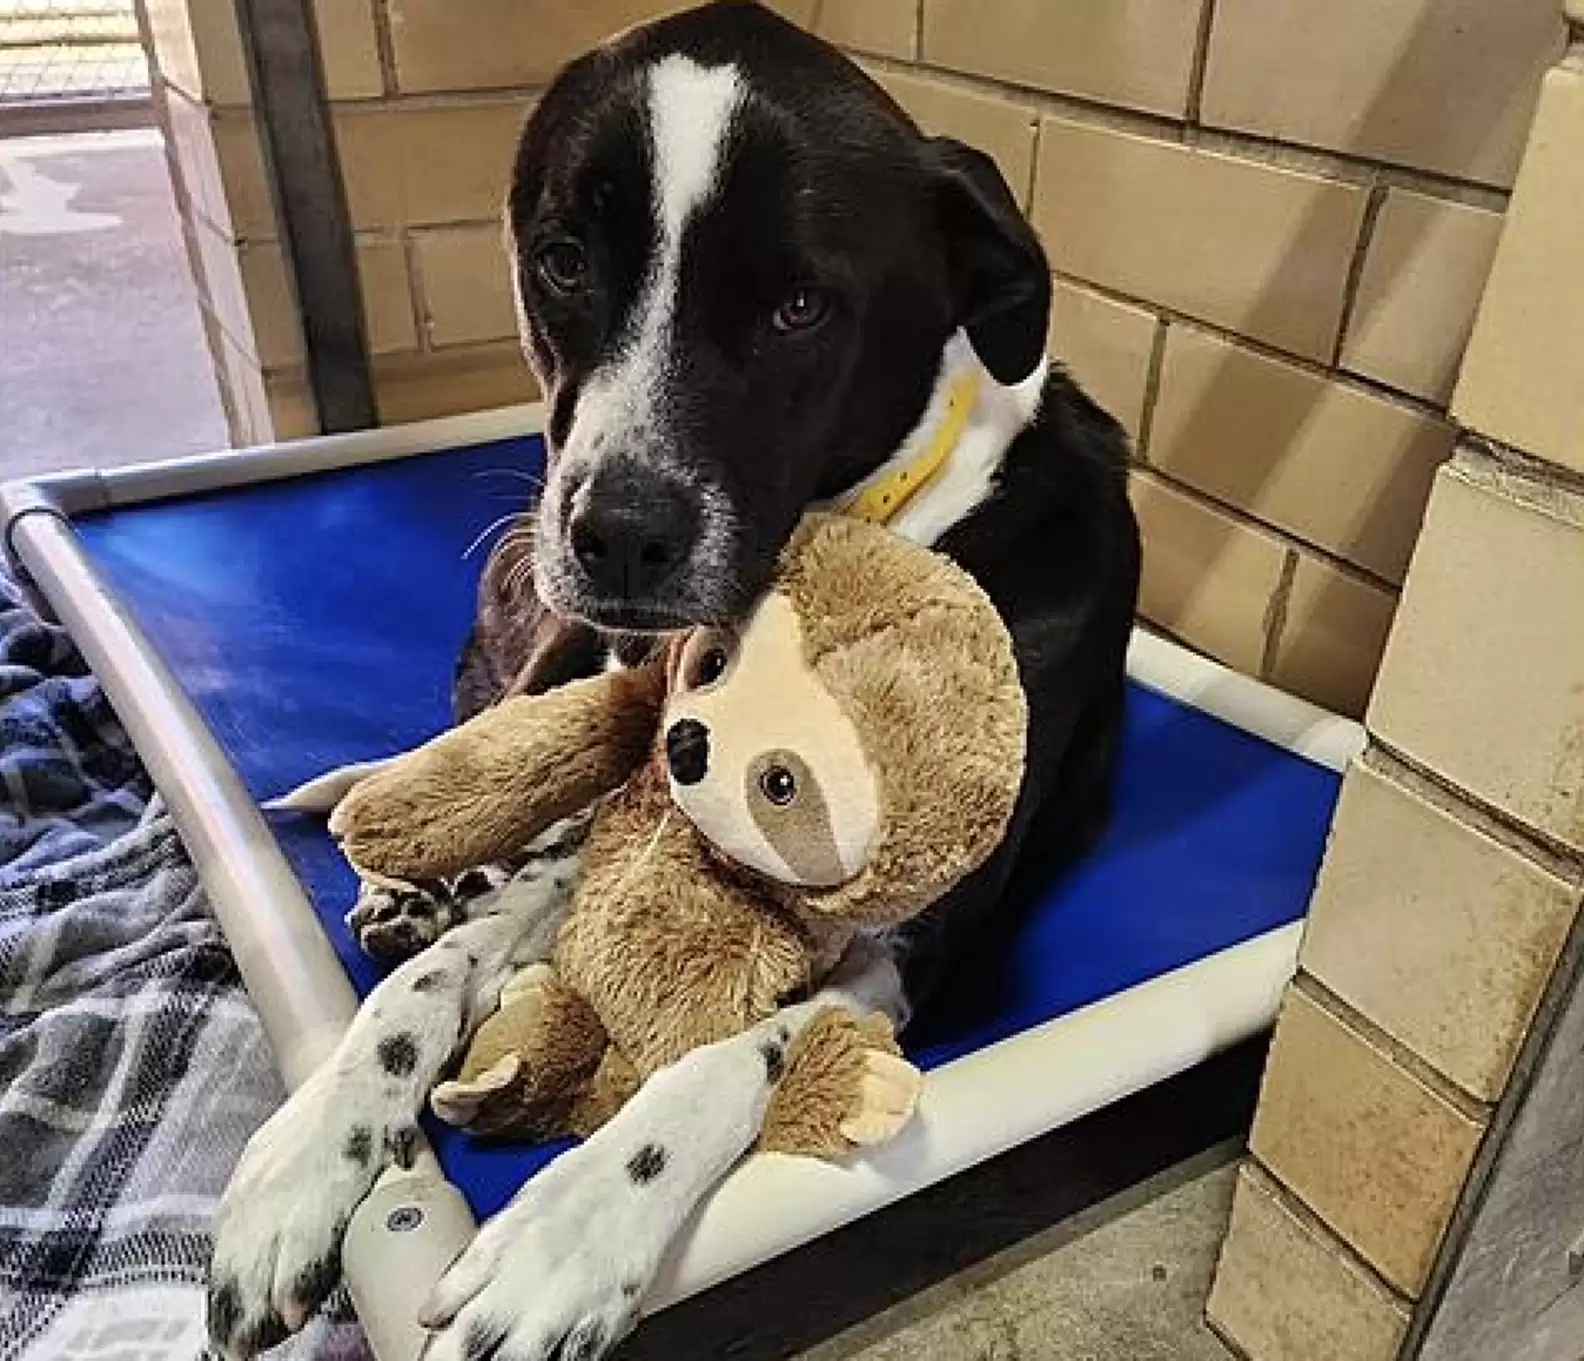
[207,5,1140,1359]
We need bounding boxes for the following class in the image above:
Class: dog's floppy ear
[925,137,1051,386]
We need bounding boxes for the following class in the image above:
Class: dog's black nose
[666,719,710,786]
[568,468,698,599]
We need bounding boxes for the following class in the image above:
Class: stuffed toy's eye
[535,239,589,294]
[760,765,797,806]
[692,646,729,689]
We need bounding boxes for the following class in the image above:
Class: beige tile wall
[149,0,1564,718]
[1249,986,1486,1297]
[1208,1164,1412,1361]
[1453,67,1584,475]
[1301,759,1580,1104]
[1215,447,1584,1361]
[1213,37,1584,1361]
[1198,0,1564,188]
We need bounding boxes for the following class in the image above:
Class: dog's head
[509,1,1049,632]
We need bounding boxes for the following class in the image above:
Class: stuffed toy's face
[661,593,880,888]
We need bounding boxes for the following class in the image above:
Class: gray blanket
[0,576,360,1360]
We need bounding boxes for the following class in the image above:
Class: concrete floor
[803,1155,1241,1361]
[0,127,228,481]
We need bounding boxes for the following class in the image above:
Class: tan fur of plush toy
[331,514,1027,1158]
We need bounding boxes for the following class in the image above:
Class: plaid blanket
[0,576,362,1361]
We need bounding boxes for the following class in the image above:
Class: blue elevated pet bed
[1,406,1360,1360]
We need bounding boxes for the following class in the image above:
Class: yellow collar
[837,370,982,526]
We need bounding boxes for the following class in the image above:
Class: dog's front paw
[208,1066,418,1359]
[418,1143,656,1361]
[347,881,463,962]
[346,869,510,962]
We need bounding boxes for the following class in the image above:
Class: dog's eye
[535,240,589,294]
[771,288,830,334]
[760,765,797,806]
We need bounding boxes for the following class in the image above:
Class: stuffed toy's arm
[330,661,666,882]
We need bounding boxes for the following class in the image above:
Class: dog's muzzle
[566,463,700,600]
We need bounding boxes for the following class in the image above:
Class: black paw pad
[290,1246,343,1316]
[563,1319,609,1361]
[462,1315,507,1361]
[389,1124,419,1170]
[239,1311,291,1358]
[207,1276,242,1347]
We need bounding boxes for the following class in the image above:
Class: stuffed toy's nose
[666,719,710,785]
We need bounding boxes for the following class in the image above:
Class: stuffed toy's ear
[332,661,666,882]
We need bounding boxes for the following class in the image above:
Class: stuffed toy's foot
[759,1009,922,1159]
[431,964,607,1139]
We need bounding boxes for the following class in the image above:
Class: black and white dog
[208,5,1140,1359]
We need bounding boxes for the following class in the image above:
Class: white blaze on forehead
[648,55,743,251]
[569,56,743,436]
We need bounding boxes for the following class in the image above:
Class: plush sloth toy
[330,514,1027,1158]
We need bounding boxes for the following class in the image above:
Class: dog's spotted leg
[207,869,574,1360]
[420,934,909,1361]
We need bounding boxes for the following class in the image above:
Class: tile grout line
[256,336,526,384]
[1020,109,1042,211]
[1184,0,1219,126]
[863,49,1189,145]
[192,41,1513,212]
[1362,743,1584,886]
[1290,972,1493,1125]
[1330,178,1389,370]
[1457,434,1584,511]
[1259,549,1300,679]
[1240,1159,1418,1313]
[1203,1312,1259,1361]
[368,0,401,99]
[399,230,430,354]
[1133,316,1170,463]
[308,86,545,114]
